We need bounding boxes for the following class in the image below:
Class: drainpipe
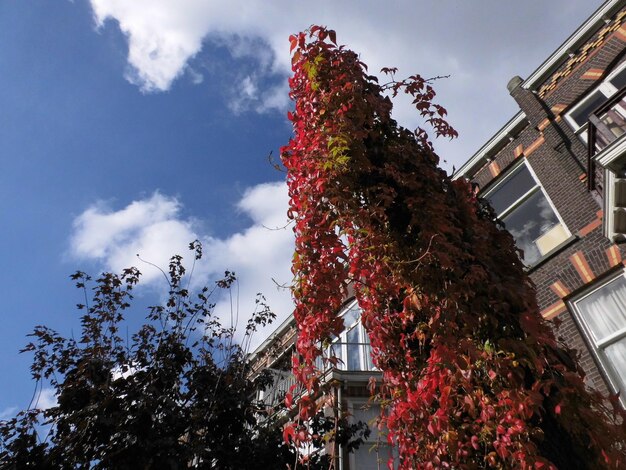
[336,383,343,470]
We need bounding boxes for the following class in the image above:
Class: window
[485,161,569,266]
[566,62,626,142]
[570,273,626,402]
[348,402,397,470]
[327,301,375,372]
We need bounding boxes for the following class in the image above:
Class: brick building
[248,294,388,469]
[454,0,626,400]
[249,1,626,467]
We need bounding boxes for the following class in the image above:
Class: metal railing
[259,342,376,408]
[322,341,376,372]
[260,368,297,409]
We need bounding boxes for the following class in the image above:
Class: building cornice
[247,313,296,364]
[523,0,624,91]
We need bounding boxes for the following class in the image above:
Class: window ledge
[329,369,382,384]
[527,234,579,273]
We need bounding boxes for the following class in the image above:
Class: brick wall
[464,4,626,395]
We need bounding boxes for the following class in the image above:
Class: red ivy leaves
[282,26,626,469]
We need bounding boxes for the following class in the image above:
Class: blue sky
[0,0,604,417]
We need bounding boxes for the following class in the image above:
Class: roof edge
[452,112,526,180]
[247,312,296,363]
[453,0,624,180]
[522,0,624,90]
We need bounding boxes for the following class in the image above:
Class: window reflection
[487,165,535,214]
[486,162,568,265]
[570,90,606,128]
[502,191,561,265]
[347,326,361,370]
[326,302,376,372]
[610,67,626,90]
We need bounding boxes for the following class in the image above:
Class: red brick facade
[457,1,626,396]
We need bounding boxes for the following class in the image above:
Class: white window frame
[328,301,375,372]
[568,270,626,405]
[565,61,626,141]
[483,159,570,266]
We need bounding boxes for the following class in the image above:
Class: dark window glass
[487,165,535,214]
[570,90,606,127]
[610,67,626,91]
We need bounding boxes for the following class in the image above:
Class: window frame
[329,300,375,372]
[483,159,570,266]
[568,270,626,404]
[565,61,626,140]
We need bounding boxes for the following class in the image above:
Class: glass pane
[570,90,607,127]
[342,304,360,328]
[604,339,626,395]
[352,405,382,440]
[364,343,374,370]
[501,190,562,265]
[598,99,626,143]
[609,67,626,90]
[353,444,396,470]
[577,276,626,341]
[347,326,361,370]
[487,165,536,214]
[534,223,568,256]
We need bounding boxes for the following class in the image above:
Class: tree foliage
[281,26,626,469]
[0,243,367,469]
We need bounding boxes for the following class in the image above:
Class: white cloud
[236,182,290,227]
[187,67,204,85]
[69,183,294,350]
[36,388,57,410]
[0,405,18,420]
[90,0,211,93]
[256,82,290,114]
[228,75,260,114]
[228,74,290,114]
[207,182,295,344]
[87,0,602,168]
[0,389,57,419]
[70,192,197,283]
[241,76,257,99]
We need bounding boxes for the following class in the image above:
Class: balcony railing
[260,368,297,409]
[260,342,377,409]
[588,86,626,190]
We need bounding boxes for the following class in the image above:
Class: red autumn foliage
[281,26,626,469]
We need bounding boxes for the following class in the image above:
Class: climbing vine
[281,26,626,469]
